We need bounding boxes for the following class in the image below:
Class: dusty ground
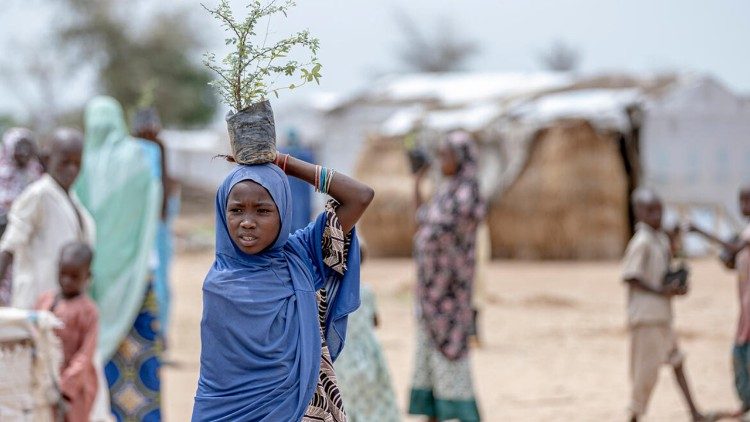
[162,247,742,422]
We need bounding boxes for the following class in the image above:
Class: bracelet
[313,165,337,194]
[314,165,321,192]
[319,167,328,194]
[281,154,290,173]
[325,169,335,193]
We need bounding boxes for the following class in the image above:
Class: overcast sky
[1,0,749,121]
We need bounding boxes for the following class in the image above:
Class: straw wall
[354,136,418,257]
[356,120,630,259]
[489,120,630,259]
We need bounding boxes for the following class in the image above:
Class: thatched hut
[488,120,630,259]
[354,135,418,257]
[354,84,643,259]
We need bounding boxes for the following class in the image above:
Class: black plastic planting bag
[407,148,430,174]
[225,100,277,165]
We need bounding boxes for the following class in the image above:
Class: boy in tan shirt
[623,188,703,422]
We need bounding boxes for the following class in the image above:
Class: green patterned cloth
[409,321,480,421]
[334,285,400,422]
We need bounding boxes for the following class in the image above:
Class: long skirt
[334,287,400,422]
[408,322,480,422]
[105,284,162,422]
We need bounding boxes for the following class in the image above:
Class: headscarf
[414,131,486,360]
[0,128,43,213]
[193,164,361,422]
[74,96,162,361]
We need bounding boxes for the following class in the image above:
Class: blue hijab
[193,164,360,422]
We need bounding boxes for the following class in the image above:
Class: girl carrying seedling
[192,153,374,421]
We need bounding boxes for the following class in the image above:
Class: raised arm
[413,166,427,212]
[276,153,374,234]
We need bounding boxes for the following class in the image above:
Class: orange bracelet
[282,154,290,173]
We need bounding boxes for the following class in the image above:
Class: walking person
[408,131,486,422]
[623,188,704,422]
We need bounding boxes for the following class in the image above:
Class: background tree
[393,11,480,73]
[59,0,217,127]
[539,39,581,72]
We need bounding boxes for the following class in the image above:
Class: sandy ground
[162,250,743,422]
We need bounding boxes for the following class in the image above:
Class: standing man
[0,128,95,309]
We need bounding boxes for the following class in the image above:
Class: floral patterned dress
[409,133,485,422]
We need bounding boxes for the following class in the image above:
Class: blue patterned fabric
[105,283,162,422]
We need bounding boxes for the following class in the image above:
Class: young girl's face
[226,180,281,254]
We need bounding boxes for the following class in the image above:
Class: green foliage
[0,114,20,135]
[59,1,218,128]
[203,0,322,112]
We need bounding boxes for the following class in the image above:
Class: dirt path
[164,253,740,421]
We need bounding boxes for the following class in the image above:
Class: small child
[622,188,703,422]
[36,242,98,422]
[713,186,750,419]
[334,240,400,422]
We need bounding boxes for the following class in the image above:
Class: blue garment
[106,283,162,422]
[192,164,360,422]
[154,193,180,340]
[281,146,315,234]
[734,343,750,409]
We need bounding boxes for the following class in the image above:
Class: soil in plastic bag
[226,100,277,165]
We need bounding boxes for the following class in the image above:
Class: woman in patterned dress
[408,131,486,422]
[192,153,374,421]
